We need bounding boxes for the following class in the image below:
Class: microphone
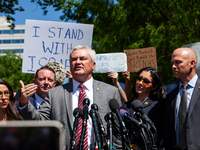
[104,112,113,150]
[70,108,82,150]
[91,103,105,132]
[120,108,147,129]
[91,103,107,149]
[79,98,90,150]
[109,99,128,137]
[105,112,121,140]
[90,109,101,144]
[109,99,130,150]
[131,100,158,149]
[131,100,154,127]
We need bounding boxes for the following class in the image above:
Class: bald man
[164,48,200,150]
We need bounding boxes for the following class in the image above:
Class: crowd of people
[0,45,199,150]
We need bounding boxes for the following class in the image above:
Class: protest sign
[93,53,127,73]
[124,47,157,72]
[22,19,93,73]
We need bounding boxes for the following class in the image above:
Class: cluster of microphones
[70,98,158,150]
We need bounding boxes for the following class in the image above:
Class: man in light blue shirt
[164,47,200,150]
[17,66,56,109]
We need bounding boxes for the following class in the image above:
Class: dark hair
[34,66,56,81]
[0,79,21,120]
[131,67,166,101]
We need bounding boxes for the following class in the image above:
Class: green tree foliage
[3,0,200,85]
[0,52,34,90]
[0,0,24,29]
[31,0,200,85]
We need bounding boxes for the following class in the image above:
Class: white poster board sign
[93,53,127,73]
[22,20,94,73]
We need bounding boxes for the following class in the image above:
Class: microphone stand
[79,112,88,150]
[136,112,148,150]
[107,113,113,150]
[79,98,90,150]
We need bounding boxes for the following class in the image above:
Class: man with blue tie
[164,47,200,150]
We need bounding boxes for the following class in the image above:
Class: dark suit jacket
[18,80,121,149]
[164,78,200,150]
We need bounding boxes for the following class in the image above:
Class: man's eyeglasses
[0,91,11,99]
[136,75,153,86]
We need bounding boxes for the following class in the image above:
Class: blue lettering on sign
[96,55,118,62]
[72,29,77,39]
[48,27,56,38]
[42,41,54,53]
[64,29,70,39]
[53,42,60,54]
[27,56,36,72]
[47,27,84,40]
[101,62,109,67]
[111,67,125,72]
[42,41,73,54]
[39,57,48,67]
[77,29,84,40]
[58,27,63,38]
[32,26,40,37]
[48,57,56,62]
[35,57,70,71]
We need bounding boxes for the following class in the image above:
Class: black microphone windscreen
[131,100,143,110]
[91,103,98,110]
[83,98,90,106]
[109,99,120,112]
[73,108,82,117]
[104,112,113,122]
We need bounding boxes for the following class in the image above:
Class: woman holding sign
[0,79,21,123]
[122,67,166,149]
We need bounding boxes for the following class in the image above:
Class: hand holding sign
[108,71,119,87]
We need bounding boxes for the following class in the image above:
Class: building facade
[0,17,25,56]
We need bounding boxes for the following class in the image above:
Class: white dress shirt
[72,77,94,149]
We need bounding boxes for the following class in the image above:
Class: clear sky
[11,0,72,25]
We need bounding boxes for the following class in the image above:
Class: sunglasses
[136,75,153,86]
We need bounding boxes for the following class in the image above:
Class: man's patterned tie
[75,84,88,150]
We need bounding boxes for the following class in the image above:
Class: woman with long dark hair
[0,79,21,122]
[123,67,166,148]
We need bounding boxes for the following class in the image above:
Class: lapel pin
[96,88,99,91]
[198,86,200,90]
[144,101,148,105]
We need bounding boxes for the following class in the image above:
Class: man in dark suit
[164,47,200,150]
[17,45,121,149]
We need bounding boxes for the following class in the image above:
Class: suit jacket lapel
[64,82,74,128]
[188,78,200,118]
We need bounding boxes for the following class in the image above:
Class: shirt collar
[72,77,93,91]
[179,74,198,89]
[35,93,44,104]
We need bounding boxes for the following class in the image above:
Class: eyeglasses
[0,91,11,99]
[136,75,153,86]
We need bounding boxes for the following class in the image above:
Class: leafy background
[2,0,200,89]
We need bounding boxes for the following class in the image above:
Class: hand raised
[20,80,37,104]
